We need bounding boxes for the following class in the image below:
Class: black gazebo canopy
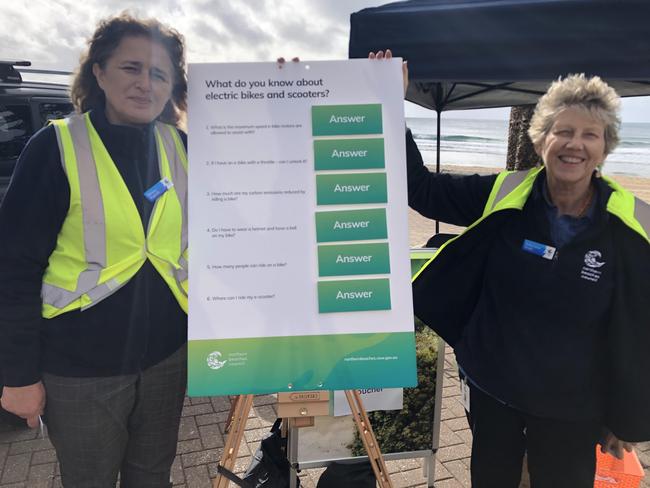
[349,0,650,112]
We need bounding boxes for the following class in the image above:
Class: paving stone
[190,397,211,405]
[171,456,184,485]
[176,438,204,455]
[386,459,402,474]
[252,394,276,407]
[198,424,224,449]
[636,448,650,468]
[252,405,276,423]
[210,396,232,413]
[183,397,192,407]
[52,477,62,488]
[244,427,271,443]
[437,444,472,463]
[433,478,465,488]
[442,397,467,419]
[442,386,460,398]
[232,456,253,474]
[0,443,8,469]
[181,448,223,467]
[439,423,464,447]
[195,412,227,427]
[443,459,471,487]
[0,427,37,444]
[8,438,53,455]
[401,467,430,486]
[298,476,316,488]
[27,462,56,486]
[0,483,27,488]
[1,453,31,484]
[181,404,214,417]
[441,408,461,421]
[178,416,199,441]
[379,470,405,487]
[435,459,453,480]
[455,428,473,446]
[244,416,273,430]
[444,417,470,432]
[237,440,251,457]
[31,449,57,465]
[394,457,421,471]
[184,465,212,488]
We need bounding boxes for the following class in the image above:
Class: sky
[2,0,649,123]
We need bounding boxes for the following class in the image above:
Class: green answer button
[318,243,390,277]
[318,278,391,313]
[312,104,382,136]
[315,208,387,243]
[316,173,387,205]
[314,138,385,170]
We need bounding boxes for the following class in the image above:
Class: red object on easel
[594,446,645,488]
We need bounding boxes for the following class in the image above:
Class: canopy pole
[435,109,441,234]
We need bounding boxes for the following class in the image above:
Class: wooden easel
[213,390,394,488]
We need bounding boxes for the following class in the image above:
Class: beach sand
[408,165,650,246]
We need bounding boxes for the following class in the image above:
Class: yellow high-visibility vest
[42,112,188,318]
[413,166,650,282]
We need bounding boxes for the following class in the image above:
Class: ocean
[407,117,650,178]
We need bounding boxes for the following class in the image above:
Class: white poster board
[187,59,416,396]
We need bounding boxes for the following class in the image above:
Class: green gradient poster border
[188,332,416,396]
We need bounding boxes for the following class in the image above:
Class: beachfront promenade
[1,168,649,487]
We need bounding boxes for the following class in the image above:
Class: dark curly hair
[70,13,187,126]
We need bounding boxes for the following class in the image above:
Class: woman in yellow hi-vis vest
[0,14,188,487]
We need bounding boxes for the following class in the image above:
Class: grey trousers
[42,345,187,488]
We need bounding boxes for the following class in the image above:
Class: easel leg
[344,390,394,488]
[213,394,254,488]
[287,419,300,488]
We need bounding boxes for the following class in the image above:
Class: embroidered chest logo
[581,250,606,282]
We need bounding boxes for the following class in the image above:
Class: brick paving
[2,344,648,487]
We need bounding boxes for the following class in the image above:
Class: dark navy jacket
[406,130,650,441]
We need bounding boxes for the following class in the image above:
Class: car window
[0,104,32,160]
[39,102,73,125]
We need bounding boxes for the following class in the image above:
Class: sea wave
[413,133,500,143]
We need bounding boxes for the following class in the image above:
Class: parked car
[0,60,73,426]
[0,60,73,203]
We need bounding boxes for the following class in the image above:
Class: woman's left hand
[601,430,636,460]
[277,57,300,67]
[368,49,408,97]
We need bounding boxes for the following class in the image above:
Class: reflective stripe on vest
[42,113,188,317]
[412,167,649,283]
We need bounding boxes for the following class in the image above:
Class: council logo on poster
[207,351,227,370]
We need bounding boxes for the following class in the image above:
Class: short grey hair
[528,74,621,155]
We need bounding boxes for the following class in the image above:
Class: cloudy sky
[2,0,648,121]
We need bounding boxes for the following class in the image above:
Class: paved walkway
[2,345,648,487]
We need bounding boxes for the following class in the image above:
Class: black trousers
[467,382,601,488]
[42,345,187,488]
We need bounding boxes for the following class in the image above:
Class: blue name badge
[522,239,556,260]
[144,177,174,203]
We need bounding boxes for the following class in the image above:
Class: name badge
[144,177,174,202]
[522,239,556,260]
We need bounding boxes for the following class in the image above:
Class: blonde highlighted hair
[528,74,621,155]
